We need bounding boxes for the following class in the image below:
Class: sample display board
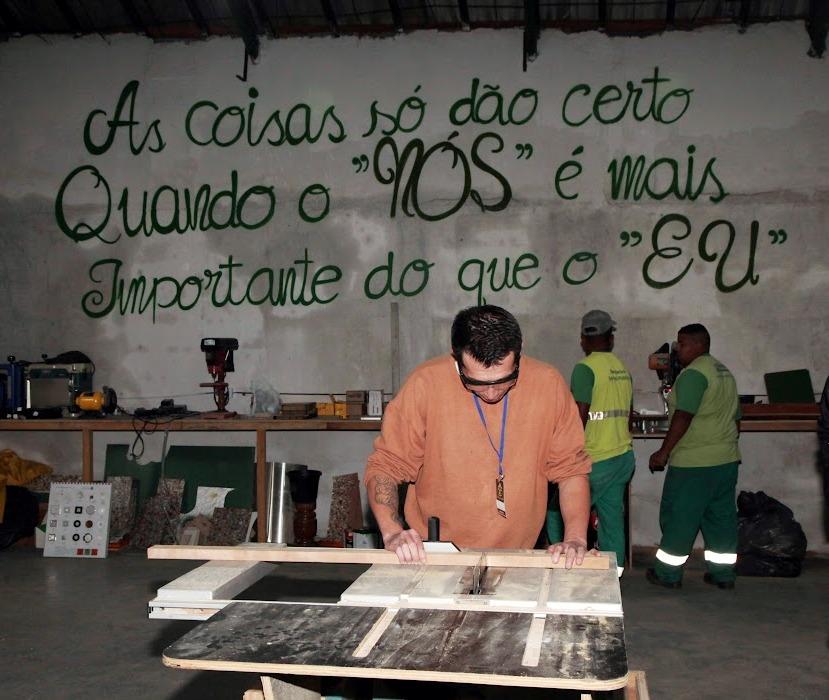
[44,482,111,558]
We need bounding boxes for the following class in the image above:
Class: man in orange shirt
[365,305,592,567]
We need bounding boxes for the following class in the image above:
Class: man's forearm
[659,410,694,455]
[558,473,590,544]
[576,401,590,428]
[366,473,405,541]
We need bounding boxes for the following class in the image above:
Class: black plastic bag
[0,486,39,550]
[736,490,807,577]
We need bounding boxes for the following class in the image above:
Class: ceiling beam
[739,0,751,31]
[598,0,608,28]
[184,0,210,37]
[118,0,147,35]
[56,0,84,35]
[140,0,161,31]
[320,0,339,36]
[388,0,404,33]
[523,0,539,71]
[807,0,828,58]
[457,0,470,29]
[228,0,260,60]
[250,0,276,36]
[666,0,677,27]
[0,0,21,35]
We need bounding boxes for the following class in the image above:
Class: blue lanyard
[472,393,508,479]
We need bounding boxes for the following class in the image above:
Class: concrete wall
[1,23,826,551]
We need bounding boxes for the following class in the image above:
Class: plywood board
[155,560,275,602]
[339,564,423,606]
[405,565,470,605]
[547,557,622,616]
[163,601,628,691]
[339,562,621,616]
[484,567,546,609]
[148,544,610,570]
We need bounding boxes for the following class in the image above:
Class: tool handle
[427,516,440,542]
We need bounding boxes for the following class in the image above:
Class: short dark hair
[678,323,710,350]
[451,305,522,367]
[589,330,614,343]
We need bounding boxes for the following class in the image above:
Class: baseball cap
[580,309,616,336]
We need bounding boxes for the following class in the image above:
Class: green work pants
[546,450,635,568]
[653,462,739,584]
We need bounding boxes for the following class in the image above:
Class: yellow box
[316,401,347,418]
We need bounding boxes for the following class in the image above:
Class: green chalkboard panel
[104,444,255,511]
[163,445,255,512]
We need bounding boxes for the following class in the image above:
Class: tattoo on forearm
[372,475,402,525]
[373,475,398,507]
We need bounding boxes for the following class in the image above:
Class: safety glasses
[456,361,519,389]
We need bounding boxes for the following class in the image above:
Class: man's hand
[649,410,692,473]
[649,449,669,472]
[547,538,591,569]
[383,528,426,564]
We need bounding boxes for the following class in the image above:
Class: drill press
[199,338,238,418]
[648,341,681,414]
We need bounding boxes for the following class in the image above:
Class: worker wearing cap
[546,310,634,576]
[647,323,741,589]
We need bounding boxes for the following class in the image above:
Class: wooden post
[261,675,321,700]
[81,428,93,481]
[256,428,267,542]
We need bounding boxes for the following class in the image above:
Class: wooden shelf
[0,416,381,432]
[739,402,819,419]
[0,416,381,542]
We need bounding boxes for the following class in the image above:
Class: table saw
[148,545,644,698]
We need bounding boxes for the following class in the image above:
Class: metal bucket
[265,463,307,544]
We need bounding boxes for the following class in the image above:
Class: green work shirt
[571,351,633,462]
[668,353,741,467]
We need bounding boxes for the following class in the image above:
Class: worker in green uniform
[547,309,634,577]
[647,323,741,590]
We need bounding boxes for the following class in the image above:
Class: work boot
[646,567,682,589]
[703,573,735,590]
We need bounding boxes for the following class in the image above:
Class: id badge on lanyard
[473,394,508,518]
[495,475,506,518]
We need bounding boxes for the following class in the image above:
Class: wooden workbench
[0,404,818,541]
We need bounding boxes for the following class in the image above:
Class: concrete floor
[0,548,827,699]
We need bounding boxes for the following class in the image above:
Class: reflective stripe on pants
[656,549,689,567]
[704,550,737,565]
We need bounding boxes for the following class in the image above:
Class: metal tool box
[24,352,94,415]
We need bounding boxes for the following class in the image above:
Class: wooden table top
[163,601,629,691]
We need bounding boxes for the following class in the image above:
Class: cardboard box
[316,401,347,418]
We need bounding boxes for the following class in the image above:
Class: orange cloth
[0,449,52,523]
[365,354,591,548]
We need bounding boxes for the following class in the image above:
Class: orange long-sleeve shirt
[365,354,591,548]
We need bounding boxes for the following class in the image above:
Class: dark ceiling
[0,1,826,64]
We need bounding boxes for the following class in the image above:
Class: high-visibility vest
[668,353,741,467]
[577,352,633,462]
